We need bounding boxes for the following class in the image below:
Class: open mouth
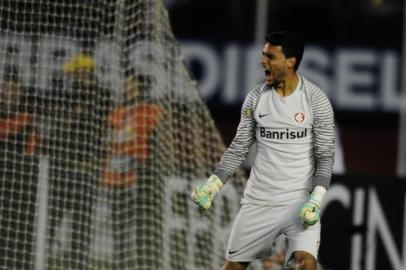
[264,69,271,76]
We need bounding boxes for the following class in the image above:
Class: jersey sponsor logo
[258,112,271,118]
[294,112,306,123]
[260,127,309,140]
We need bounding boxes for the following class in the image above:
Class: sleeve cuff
[313,175,331,189]
[213,169,229,184]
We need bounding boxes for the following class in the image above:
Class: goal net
[0,0,245,269]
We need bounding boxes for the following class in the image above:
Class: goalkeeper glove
[191,175,223,210]
[299,186,326,226]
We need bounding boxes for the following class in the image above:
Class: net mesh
[0,0,245,269]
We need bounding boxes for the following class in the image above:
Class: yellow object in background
[63,53,95,72]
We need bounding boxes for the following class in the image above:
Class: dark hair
[265,31,304,71]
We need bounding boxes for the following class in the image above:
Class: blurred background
[0,1,404,270]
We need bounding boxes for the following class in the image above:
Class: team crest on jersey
[294,112,305,123]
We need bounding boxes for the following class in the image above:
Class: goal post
[0,1,245,270]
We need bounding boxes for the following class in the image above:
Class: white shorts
[225,197,320,263]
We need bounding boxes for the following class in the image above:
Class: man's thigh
[286,251,317,270]
[284,199,321,262]
[226,203,288,262]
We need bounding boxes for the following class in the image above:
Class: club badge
[294,112,305,123]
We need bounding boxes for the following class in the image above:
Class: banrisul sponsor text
[260,127,309,140]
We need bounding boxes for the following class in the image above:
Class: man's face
[261,43,293,86]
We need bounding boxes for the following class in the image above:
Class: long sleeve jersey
[214,75,335,205]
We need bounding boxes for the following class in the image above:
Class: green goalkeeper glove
[191,175,223,210]
[299,186,326,226]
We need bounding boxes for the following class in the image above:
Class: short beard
[271,80,284,89]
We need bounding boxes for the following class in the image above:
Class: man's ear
[287,57,296,69]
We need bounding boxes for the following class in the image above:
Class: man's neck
[274,73,299,97]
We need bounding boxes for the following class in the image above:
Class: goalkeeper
[191,31,334,270]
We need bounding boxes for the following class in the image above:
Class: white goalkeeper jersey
[214,75,335,205]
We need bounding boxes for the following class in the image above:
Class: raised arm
[191,85,263,210]
[300,85,335,226]
[213,89,260,183]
